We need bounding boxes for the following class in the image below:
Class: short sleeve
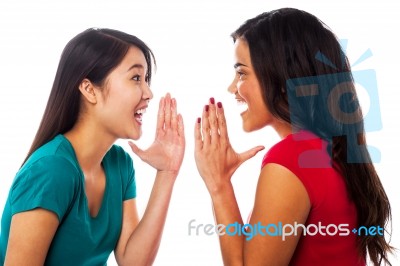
[10,156,79,222]
[262,136,295,170]
[261,131,336,208]
[122,151,136,200]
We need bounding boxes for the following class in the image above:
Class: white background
[0,0,399,265]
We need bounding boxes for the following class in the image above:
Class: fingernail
[205,105,209,112]
[217,102,222,108]
[197,117,201,123]
[210,97,215,104]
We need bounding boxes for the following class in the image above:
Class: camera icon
[286,63,381,168]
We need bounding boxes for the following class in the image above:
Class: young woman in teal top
[0,28,185,265]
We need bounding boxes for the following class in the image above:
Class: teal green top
[0,135,136,265]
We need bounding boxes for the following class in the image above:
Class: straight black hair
[23,28,155,165]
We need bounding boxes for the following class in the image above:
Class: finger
[216,102,229,143]
[156,97,165,134]
[201,105,211,146]
[164,93,172,129]
[239,146,265,163]
[171,97,178,131]
[128,141,147,162]
[194,117,203,151]
[208,97,219,145]
[177,114,185,139]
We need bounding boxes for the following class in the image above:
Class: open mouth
[236,99,248,114]
[134,108,146,123]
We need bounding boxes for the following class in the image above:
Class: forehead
[118,45,148,72]
[233,38,251,65]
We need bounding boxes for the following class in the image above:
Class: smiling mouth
[134,108,146,123]
[236,99,248,114]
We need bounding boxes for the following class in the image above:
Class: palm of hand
[129,93,185,174]
[143,129,185,173]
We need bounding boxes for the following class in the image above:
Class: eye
[132,75,141,82]
[237,71,245,80]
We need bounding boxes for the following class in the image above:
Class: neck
[271,119,294,139]
[64,120,116,175]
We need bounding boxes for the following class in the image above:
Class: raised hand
[129,93,185,176]
[194,98,264,194]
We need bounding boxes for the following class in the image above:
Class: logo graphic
[188,219,384,241]
[286,40,381,166]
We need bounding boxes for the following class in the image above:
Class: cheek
[237,82,249,98]
[114,86,141,106]
[238,81,260,101]
[103,94,133,118]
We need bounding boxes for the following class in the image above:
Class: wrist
[156,170,178,182]
[208,180,235,200]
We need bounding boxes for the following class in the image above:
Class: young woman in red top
[194,8,393,265]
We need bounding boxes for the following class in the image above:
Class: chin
[128,131,142,140]
[242,126,250,132]
[242,121,266,133]
[242,123,254,133]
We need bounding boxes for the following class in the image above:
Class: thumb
[239,145,265,163]
[128,141,146,160]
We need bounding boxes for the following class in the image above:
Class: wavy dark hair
[22,28,155,165]
[232,8,393,265]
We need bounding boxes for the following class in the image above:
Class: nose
[143,82,153,101]
[227,78,238,94]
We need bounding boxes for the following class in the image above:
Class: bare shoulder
[254,163,310,213]
[243,163,311,265]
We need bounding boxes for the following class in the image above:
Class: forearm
[117,171,176,266]
[210,183,244,266]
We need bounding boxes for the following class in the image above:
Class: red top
[261,130,365,266]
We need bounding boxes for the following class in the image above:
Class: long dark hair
[232,8,393,265]
[22,28,155,165]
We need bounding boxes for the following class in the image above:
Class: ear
[78,79,97,104]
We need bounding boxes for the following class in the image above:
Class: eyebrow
[234,63,248,69]
[127,64,145,72]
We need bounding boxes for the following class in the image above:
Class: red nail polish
[205,105,209,112]
[217,102,222,108]
[197,117,201,123]
[210,97,215,104]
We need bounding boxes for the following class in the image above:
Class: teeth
[236,100,248,113]
[135,108,146,115]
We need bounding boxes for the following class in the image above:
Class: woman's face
[95,46,153,140]
[228,38,273,132]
